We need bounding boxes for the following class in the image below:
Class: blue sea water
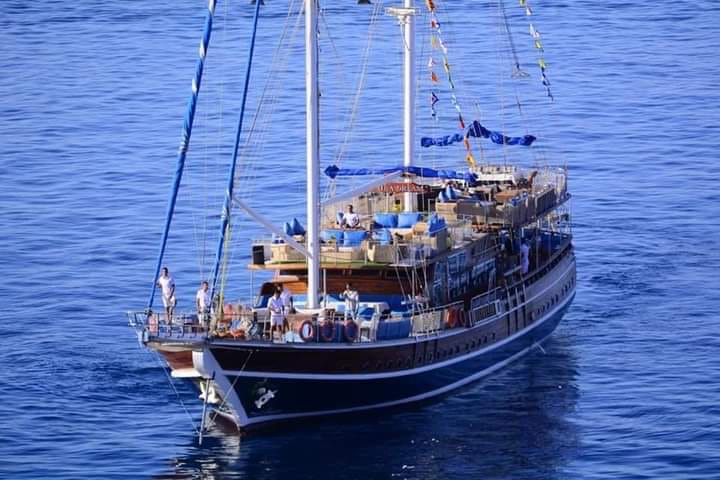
[2,0,719,478]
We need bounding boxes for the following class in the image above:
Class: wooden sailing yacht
[128,0,576,433]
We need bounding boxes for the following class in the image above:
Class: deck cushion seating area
[320,229,345,244]
[373,213,398,228]
[283,218,306,237]
[427,213,447,237]
[397,212,423,228]
[343,230,368,247]
[371,228,392,245]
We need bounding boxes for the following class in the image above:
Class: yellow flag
[465,152,476,168]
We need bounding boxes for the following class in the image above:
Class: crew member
[268,287,285,341]
[195,281,211,326]
[340,283,359,321]
[157,267,176,324]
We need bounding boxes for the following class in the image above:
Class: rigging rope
[147,0,218,312]
[209,0,262,299]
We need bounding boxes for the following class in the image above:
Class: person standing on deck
[520,240,530,275]
[157,267,176,324]
[280,284,294,333]
[196,281,211,327]
[341,283,359,321]
[268,287,285,341]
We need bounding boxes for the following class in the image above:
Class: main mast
[402,0,416,213]
[388,1,417,212]
[305,0,320,309]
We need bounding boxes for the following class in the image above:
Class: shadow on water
[156,333,580,480]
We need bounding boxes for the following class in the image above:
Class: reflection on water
[161,332,579,479]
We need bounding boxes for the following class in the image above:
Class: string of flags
[425,0,477,168]
[519,0,553,101]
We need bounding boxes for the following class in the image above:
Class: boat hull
[197,291,574,430]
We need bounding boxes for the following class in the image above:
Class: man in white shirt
[520,240,530,275]
[157,267,176,324]
[196,281,211,326]
[343,205,360,229]
[267,287,285,341]
[341,283,359,321]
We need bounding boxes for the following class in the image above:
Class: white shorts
[270,314,284,327]
[163,295,176,308]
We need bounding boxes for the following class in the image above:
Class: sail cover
[421,120,536,148]
[324,165,477,182]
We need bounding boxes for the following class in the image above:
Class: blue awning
[421,120,536,148]
[324,165,477,182]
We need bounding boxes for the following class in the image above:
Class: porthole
[455,345,460,354]
[417,356,422,363]
[492,332,496,340]
[483,336,488,344]
[386,360,393,369]
[471,341,476,349]
[427,353,433,362]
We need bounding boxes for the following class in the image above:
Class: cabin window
[492,332,496,340]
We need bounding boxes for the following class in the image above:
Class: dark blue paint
[232,301,570,419]
[2,0,719,479]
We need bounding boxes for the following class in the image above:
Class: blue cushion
[343,230,367,247]
[445,185,459,200]
[437,191,448,203]
[427,213,447,237]
[336,212,344,224]
[376,318,412,340]
[283,222,294,236]
[320,229,344,243]
[373,213,398,228]
[398,212,422,228]
[291,217,305,235]
[372,228,392,246]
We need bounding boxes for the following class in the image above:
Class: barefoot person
[157,267,176,324]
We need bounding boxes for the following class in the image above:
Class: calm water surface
[2,0,719,479]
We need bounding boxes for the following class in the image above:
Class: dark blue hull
[218,294,573,429]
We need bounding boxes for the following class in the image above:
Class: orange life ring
[344,320,359,342]
[299,320,316,342]
[445,308,458,329]
[319,320,335,342]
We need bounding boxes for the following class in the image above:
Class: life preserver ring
[299,320,316,342]
[344,320,359,342]
[319,320,335,342]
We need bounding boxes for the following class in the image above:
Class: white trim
[193,350,248,427]
[235,319,561,428]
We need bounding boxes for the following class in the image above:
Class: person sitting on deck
[340,283,359,321]
[195,281,211,327]
[339,205,360,229]
[520,240,530,275]
[268,287,285,341]
[157,267,176,324]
